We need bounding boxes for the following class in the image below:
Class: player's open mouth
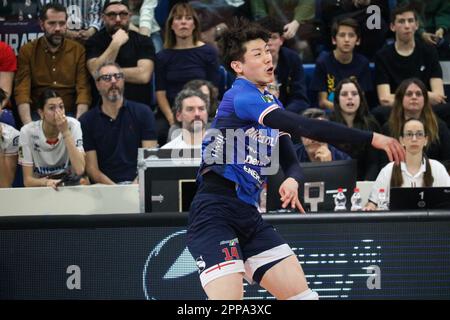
[266,67,274,73]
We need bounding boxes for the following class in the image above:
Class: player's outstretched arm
[263,108,405,163]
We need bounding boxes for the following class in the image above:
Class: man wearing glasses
[85,0,155,109]
[79,62,157,184]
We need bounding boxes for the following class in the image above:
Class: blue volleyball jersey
[199,77,290,207]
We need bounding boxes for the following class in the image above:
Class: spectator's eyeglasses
[104,11,129,19]
[403,131,426,139]
[97,72,124,82]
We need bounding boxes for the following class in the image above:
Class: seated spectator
[398,0,450,60]
[80,62,157,185]
[18,89,86,189]
[183,79,219,121]
[39,0,103,41]
[310,18,373,111]
[320,0,389,60]
[294,108,351,162]
[382,78,450,164]
[257,16,310,114]
[14,2,91,125]
[330,77,382,180]
[128,0,163,52]
[373,3,449,125]
[365,118,450,210]
[0,88,19,188]
[85,0,155,109]
[161,89,208,149]
[155,2,220,145]
[0,40,16,127]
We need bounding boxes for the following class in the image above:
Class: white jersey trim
[244,244,294,284]
[200,260,245,288]
[258,104,280,126]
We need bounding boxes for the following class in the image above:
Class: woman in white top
[365,118,450,210]
[0,121,19,188]
[19,89,85,189]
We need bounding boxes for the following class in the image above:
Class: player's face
[40,9,67,47]
[391,11,418,42]
[103,4,130,33]
[39,97,65,125]
[232,39,274,90]
[402,83,424,117]
[177,96,208,133]
[400,120,427,155]
[332,25,359,54]
[338,83,361,115]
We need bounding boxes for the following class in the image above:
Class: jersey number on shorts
[222,247,240,261]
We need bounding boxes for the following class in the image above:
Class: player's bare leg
[260,255,318,300]
[204,272,244,300]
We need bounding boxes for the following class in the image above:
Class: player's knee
[287,288,319,300]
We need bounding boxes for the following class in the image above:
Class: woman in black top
[330,77,382,180]
[381,78,450,166]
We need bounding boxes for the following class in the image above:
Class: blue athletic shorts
[187,173,294,288]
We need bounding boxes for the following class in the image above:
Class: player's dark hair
[217,18,270,74]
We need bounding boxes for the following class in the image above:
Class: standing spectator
[80,62,157,184]
[365,118,450,210]
[0,88,19,188]
[155,2,220,145]
[331,77,382,180]
[14,2,91,125]
[257,16,310,114]
[382,78,450,164]
[128,0,163,53]
[161,88,209,149]
[18,89,85,189]
[310,18,373,111]
[39,0,104,41]
[373,3,449,125]
[0,40,16,127]
[294,108,351,163]
[85,0,155,109]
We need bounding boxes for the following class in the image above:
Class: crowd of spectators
[0,0,449,209]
